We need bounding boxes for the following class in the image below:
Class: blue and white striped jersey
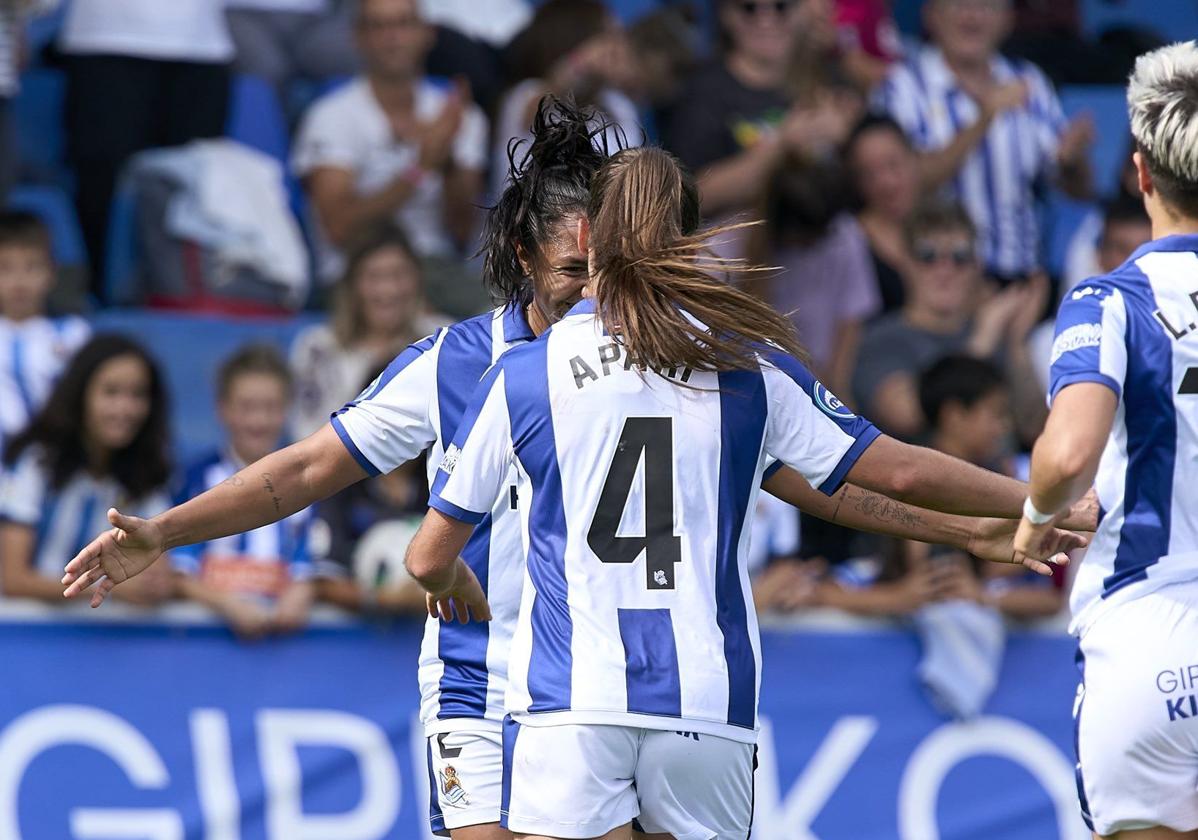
[875,46,1066,277]
[430,300,880,742]
[0,316,90,453]
[332,305,534,734]
[0,446,170,584]
[1049,234,1198,635]
[172,451,314,598]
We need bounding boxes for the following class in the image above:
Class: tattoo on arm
[223,475,245,488]
[262,473,283,515]
[846,489,924,528]
[831,486,848,522]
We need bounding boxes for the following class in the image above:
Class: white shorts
[1076,582,1198,836]
[500,719,755,840]
[427,728,503,836]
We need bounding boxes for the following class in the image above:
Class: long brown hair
[332,224,425,348]
[587,147,806,371]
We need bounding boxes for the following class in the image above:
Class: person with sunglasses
[662,0,841,245]
[852,199,1048,441]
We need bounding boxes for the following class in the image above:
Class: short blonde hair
[1128,41,1198,214]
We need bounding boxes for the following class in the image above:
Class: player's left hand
[427,557,492,624]
[969,516,1087,576]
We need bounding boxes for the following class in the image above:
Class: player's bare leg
[1101,828,1198,839]
[516,824,632,840]
[452,824,513,840]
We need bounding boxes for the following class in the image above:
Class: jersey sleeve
[761,352,882,496]
[1048,283,1128,404]
[0,450,47,527]
[429,363,514,524]
[330,331,443,476]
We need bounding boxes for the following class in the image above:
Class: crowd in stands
[0,0,1175,689]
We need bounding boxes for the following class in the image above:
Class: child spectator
[852,200,1046,441]
[0,335,173,605]
[0,211,91,456]
[173,345,315,638]
[917,355,1064,618]
[289,224,446,439]
[309,370,429,616]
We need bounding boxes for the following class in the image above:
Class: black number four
[587,417,681,590]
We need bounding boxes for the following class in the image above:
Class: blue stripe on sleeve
[361,330,441,403]
[436,514,492,718]
[817,425,883,496]
[428,495,487,525]
[330,415,382,477]
[618,608,682,717]
[504,341,572,713]
[764,350,880,444]
[762,460,784,481]
[716,368,766,730]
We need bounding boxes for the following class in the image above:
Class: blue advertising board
[0,618,1090,839]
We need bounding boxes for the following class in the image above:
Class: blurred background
[0,1,1188,838]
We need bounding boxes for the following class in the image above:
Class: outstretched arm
[762,468,1087,574]
[63,425,367,606]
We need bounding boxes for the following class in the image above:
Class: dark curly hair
[3,334,172,499]
[479,95,622,310]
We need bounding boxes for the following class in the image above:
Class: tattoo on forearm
[831,486,848,522]
[262,473,283,514]
[850,491,924,528]
[224,474,245,488]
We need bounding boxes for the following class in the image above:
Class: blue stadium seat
[1080,0,1198,39]
[6,184,86,269]
[90,310,321,465]
[12,68,68,185]
[225,74,291,165]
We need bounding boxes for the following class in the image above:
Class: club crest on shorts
[439,764,470,807]
[812,381,856,420]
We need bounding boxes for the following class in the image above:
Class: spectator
[173,346,315,639]
[59,0,233,298]
[225,0,359,102]
[625,6,701,140]
[289,225,446,440]
[851,200,1047,441]
[845,115,922,314]
[494,0,640,194]
[292,0,488,316]
[751,156,880,401]
[1062,149,1143,297]
[1,0,58,200]
[310,371,428,616]
[665,0,859,257]
[874,0,1093,282]
[836,0,904,90]
[0,335,173,605]
[0,212,90,454]
[916,355,1064,619]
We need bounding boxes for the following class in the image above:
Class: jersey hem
[510,710,758,744]
[1071,570,1198,637]
[429,493,487,525]
[818,425,882,495]
[1049,372,1122,405]
[423,716,503,736]
[329,416,382,477]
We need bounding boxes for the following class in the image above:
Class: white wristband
[1023,497,1055,525]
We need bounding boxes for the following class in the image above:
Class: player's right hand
[62,508,166,608]
[427,557,493,624]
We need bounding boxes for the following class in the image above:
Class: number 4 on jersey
[588,417,682,590]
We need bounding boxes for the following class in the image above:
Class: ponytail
[587,147,807,372]
[480,95,620,309]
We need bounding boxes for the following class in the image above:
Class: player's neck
[1152,219,1198,240]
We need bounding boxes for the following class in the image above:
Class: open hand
[969,515,1087,575]
[62,508,167,608]
[426,557,492,624]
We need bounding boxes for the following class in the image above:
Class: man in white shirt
[292,0,488,315]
